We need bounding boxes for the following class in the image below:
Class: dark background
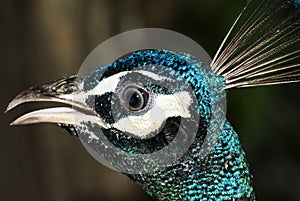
[1,0,299,200]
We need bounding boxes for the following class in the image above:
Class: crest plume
[212,0,300,89]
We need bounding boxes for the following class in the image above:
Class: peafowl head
[6,0,300,200]
[6,48,227,174]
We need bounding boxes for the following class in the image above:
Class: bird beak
[6,76,109,129]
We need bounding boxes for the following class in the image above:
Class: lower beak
[6,76,109,129]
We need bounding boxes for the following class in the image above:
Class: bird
[5,0,300,200]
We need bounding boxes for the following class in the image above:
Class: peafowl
[6,0,300,200]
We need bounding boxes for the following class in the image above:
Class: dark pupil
[123,87,147,111]
[129,92,142,109]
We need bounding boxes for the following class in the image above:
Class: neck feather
[127,120,255,200]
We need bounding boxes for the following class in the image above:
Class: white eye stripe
[87,70,170,96]
[90,71,129,95]
[58,69,170,104]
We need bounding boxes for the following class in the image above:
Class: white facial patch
[112,91,192,138]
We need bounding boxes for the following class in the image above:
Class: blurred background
[1,0,299,200]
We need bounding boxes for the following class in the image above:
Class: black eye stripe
[85,92,115,124]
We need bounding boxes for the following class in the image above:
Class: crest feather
[211,0,300,89]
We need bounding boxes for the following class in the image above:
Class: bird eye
[122,86,149,111]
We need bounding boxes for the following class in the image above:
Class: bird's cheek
[111,111,167,138]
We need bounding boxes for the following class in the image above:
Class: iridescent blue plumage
[293,0,300,6]
[73,49,254,200]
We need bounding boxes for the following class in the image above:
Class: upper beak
[6,76,109,129]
